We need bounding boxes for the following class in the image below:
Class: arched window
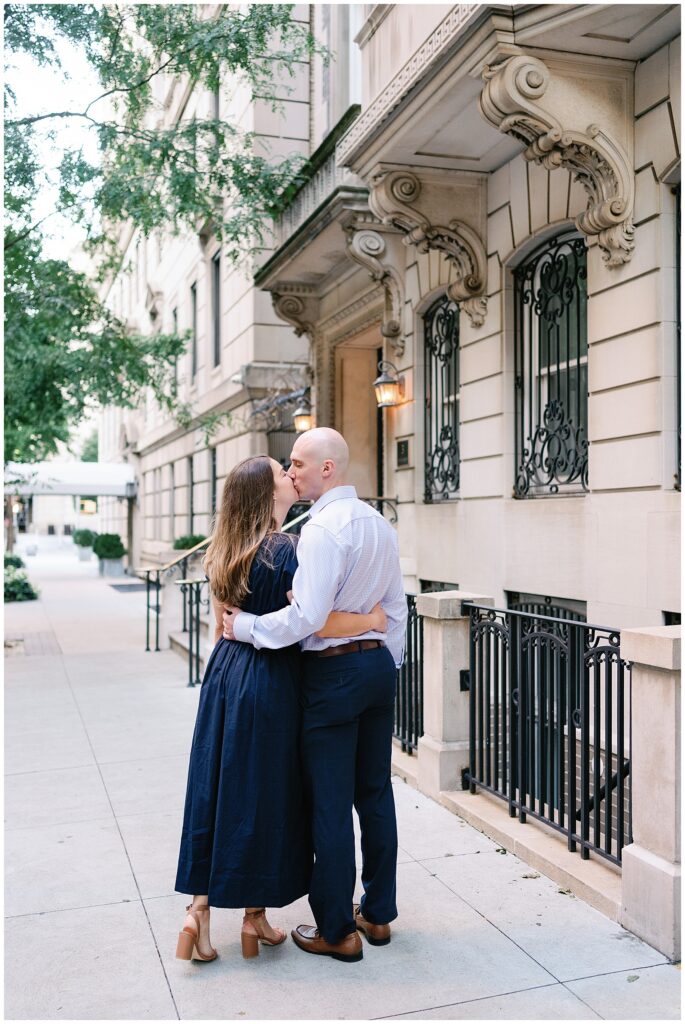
[513,234,588,497]
[423,296,460,502]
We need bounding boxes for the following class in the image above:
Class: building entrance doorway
[334,326,383,498]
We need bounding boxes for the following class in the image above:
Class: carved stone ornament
[368,170,488,327]
[479,54,635,266]
[271,287,319,339]
[344,219,405,355]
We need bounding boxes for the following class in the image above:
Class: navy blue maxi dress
[175,533,312,908]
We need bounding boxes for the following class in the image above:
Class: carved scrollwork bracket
[344,216,406,356]
[479,54,635,266]
[271,287,319,340]
[368,170,488,327]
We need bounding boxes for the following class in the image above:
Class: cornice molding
[337,4,483,167]
[318,284,384,338]
[368,169,488,327]
[479,54,635,266]
[343,213,406,356]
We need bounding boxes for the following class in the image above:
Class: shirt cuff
[233,611,257,645]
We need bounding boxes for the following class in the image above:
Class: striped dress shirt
[233,485,408,667]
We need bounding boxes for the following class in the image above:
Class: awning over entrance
[5,462,136,498]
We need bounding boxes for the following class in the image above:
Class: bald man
[223,428,407,962]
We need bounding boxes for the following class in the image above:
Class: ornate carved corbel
[368,170,488,327]
[479,54,635,266]
[271,286,319,339]
[344,216,406,356]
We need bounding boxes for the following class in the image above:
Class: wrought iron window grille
[424,296,460,502]
[513,234,589,498]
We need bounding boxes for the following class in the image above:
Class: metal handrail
[134,536,209,576]
[282,507,311,532]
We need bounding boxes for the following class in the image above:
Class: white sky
[7,31,102,262]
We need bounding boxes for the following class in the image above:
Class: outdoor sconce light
[293,392,313,433]
[373,360,405,408]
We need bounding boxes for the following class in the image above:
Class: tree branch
[4,198,88,251]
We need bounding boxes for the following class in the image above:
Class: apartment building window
[172,306,179,388]
[187,455,194,533]
[210,447,217,518]
[420,580,459,593]
[154,467,161,538]
[211,251,221,367]
[424,296,460,502]
[507,590,587,622]
[514,233,588,497]
[169,462,175,543]
[190,282,198,379]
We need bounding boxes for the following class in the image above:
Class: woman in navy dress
[175,455,386,961]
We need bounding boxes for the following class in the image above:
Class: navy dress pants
[301,644,398,944]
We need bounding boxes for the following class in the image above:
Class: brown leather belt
[311,639,385,659]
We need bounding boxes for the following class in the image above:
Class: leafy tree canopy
[80,429,99,462]
[4,4,314,463]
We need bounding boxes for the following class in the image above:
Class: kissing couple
[175,427,408,963]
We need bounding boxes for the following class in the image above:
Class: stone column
[415,590,493,799]
[619,626,681,961]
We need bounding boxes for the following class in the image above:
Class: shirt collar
[308,485,358,518]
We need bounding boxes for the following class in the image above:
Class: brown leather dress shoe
[354,905,391,946]
[291,924,363,962]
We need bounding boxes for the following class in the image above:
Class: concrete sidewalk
[4,545,681,1020]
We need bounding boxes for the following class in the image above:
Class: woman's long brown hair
[203,455,277,605]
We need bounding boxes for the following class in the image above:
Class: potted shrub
[4,566,39,602]
[172,534,207,551]
[4,553,25,569]
[73,528,97,561]
[93,533,127,577]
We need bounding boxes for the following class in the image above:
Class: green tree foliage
[81,430,99,462]
[4,4,314,462]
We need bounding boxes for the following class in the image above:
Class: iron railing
[424,296,460,502]
[394,594,424,754]
[175,578,210,687]
[137,537,209,652]
[514,233,588,497]
[463,602,632,866]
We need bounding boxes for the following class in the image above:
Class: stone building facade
[259,2,681,628]
[99,2,680,625]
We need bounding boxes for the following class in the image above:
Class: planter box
[99,557,125,577]
[77,546,93,562]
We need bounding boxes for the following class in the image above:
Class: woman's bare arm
[211,594,225,645]
[316,602,387,638]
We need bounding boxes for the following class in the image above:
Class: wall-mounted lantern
[293,392,314,432]
[373,360,405,408]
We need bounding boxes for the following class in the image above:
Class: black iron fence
[140,553,201,653]
[176,578,210,687]
[463,602,632,866]
[394,594,424,754]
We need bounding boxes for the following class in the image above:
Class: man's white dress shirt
[233,485,407,667]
